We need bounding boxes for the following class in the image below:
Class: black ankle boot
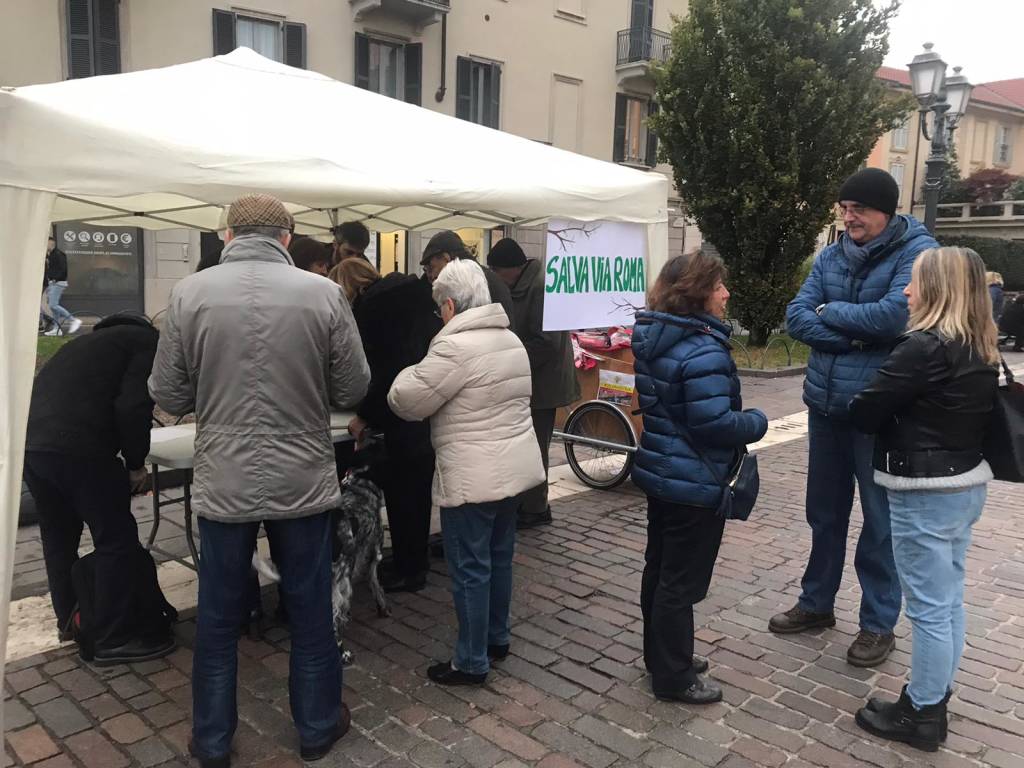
[865,688,951,741]
[856,685,943,752]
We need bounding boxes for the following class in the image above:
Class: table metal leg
[184,473,200,565]
[146,464,161,550]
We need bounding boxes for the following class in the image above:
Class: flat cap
[226,193,294,230]
[420,230,468,265]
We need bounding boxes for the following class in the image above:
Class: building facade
[1,0,690,318]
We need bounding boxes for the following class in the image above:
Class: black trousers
[519,408,556,519]
[381,449,435,578]
[23,451,141,648]
[640,496,725,692]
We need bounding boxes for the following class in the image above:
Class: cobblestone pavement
[5,429,1024,768]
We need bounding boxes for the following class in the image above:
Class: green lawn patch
[731,333,809,369]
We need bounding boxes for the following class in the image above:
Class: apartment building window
[631,0,654,29]
[995,125,1014,165]
[614,94,658,166]
[355,34,422,106]
[890,163,905,205]
[456,57,501,129]
[555,0,586,21]
[212,9,306,68]
[66,0,121,79]
[891,118,909,152]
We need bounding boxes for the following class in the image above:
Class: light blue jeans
[440,496,518,675]
[46,281,73,325]
[888,484,986,708]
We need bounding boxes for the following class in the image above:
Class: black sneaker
[847,630,895,668]
[188,741,231,768]
[516,509,553,530]
[768,604,836,634]
[93,636,176,667]
[300,703,351,762]
[488,644,510,661]
[427,661,487,686]
[654,675,723,705]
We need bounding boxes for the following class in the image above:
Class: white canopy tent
[0,48,668,704]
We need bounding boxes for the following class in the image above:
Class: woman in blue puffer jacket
[632,250,768,705]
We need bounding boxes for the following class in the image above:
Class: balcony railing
[350,0,449,25]
[916,201,1024,221]
[616,27,671,67]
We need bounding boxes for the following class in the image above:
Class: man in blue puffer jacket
[770,168,938,668]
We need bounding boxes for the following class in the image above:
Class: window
[212,9,306,68]
[456,57,502,129]
[66,0,120,79]
[891,118,909,152]
[614,94,657,166]
[630,0,654,29]
[995,125,1014,166]
[354,34,422,105]
[890,163,905,205]
[551,77,582,151]
[556,0,586,20]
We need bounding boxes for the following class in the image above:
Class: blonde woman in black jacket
[849,247,999,752]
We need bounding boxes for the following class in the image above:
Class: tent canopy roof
[0,48,668,235]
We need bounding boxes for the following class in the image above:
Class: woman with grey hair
[389,259,544,685]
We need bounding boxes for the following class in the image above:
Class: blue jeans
[440,496,518,675]
[192,513,340,759]
[46,282,73,325]
[889,485,986,708]
[798,411,902,633]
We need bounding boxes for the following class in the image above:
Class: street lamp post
[908,43,973,234]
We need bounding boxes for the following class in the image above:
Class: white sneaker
[43,327,61,336]
[68,318,82,334]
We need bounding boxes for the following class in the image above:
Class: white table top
[147,411,356,470]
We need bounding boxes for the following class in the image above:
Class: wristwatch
[815,303,826,316]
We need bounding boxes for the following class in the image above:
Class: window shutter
[67,0,94,79]
[613,94,627,163]
[354,33,370,90]
[404,43,422,106]
[489,63,501,129]
[455,57,472,121]
[92,0,120,75]
[284,22,306,68]
[212,9,236,55]
[645,101,659,166]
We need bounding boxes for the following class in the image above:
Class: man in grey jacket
[149,194,369,768]
[488,238,580,529]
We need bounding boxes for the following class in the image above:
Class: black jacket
[352,273,442,457]
[46,248,68,282]
[849,330,998,477]
[27,321,159,469]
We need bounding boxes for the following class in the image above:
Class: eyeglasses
[836,203,871,217]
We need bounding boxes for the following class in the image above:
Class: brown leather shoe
[847,630,895,668]
[768,604,836,634]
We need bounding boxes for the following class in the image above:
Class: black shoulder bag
[677,426,761,521]
[982,357,1024,483]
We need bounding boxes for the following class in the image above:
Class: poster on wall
[52,223,144,314]
[542,219,647,331]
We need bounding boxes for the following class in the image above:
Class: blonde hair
[329,258,379,302]
[987,271,1004,287]
[907,247,999,365]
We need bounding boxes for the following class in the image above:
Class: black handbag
[982,358,1024,483]
[678,427,761,521]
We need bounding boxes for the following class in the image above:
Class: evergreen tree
[652,0,912,345]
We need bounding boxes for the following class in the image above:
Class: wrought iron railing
[616,27,671,66]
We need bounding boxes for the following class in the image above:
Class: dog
[331,452,390,665]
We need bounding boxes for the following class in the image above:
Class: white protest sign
[542,219,647,331]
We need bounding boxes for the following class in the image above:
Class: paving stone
[64,728,132,768]
[6,725,60,764]
[127,735,176,767]
[571,714,649,759]
[531,721,617,768]
[101,712,153,745]
[35,755,75,768]
[3,698,36,731]
[34,697,92,737]
[20,683,61,706]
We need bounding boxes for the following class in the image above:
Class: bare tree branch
[548,222,600,252]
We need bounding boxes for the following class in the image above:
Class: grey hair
[230,225,290,239]
[432,259,492,314]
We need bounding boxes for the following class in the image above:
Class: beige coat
[388,303,544,508]
[148,234,369,522]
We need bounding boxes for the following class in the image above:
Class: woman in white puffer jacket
[389,259,544,686]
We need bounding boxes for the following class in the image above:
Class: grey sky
[881,0,1022,85]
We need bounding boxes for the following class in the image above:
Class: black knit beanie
[837,168,900,217]
[487,238,528,268]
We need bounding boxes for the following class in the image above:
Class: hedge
[936,235,1024,291]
